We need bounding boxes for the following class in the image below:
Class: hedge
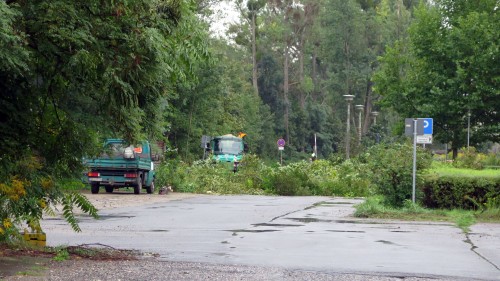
[421,174,500,209]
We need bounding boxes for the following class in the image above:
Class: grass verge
[354,197,499,232]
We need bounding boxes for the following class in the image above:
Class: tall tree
[0,0,211,238]
[374,0,499,157]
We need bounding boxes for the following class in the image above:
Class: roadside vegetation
[154,142,500,232]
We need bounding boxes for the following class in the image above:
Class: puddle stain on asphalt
[327,230,365,233]
[252,223,303,227]
[97,215,135,220]
[375,240,402,246]
[226,229,282,234]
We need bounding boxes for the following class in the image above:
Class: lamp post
[343,95,354,159]
[355,105,364,146]
[467,110,471,150]
[371,111,379,125]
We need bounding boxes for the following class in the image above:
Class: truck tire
[134,178,142,194]
[91,183,100,194]
[146,181,155,194]
[105,186,114,193]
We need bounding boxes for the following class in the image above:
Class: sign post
[412,119,417,203]
[405,118,433,203]
[277,139,286,165]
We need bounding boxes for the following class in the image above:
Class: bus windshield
[213,138,243,155]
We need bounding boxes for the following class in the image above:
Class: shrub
[363,142,432,207]
[310,160,372,197]
[262,161,315,196]
[0,156,97,243]
[421,174,500,210]
[453,147,484,169]
[482,153,500,168]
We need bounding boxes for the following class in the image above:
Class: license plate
[89,178,102,182]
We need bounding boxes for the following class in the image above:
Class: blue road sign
[422,118,433,135]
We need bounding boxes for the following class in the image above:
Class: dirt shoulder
[78,189,198,211]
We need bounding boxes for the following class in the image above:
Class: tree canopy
[374,0,499,156]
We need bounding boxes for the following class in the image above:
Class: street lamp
[467,110,471,150]
[371,111,379,125]
[355,105,364,146]
[343,95,354,159]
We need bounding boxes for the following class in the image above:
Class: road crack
[464,232,500,271]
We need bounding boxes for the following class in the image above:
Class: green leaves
[374,1,499,153]
[0,0,212,240]
[61,192,99,233]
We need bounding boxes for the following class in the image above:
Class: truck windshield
[213,139,243,155]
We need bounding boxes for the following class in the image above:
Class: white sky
[209,1,240,38]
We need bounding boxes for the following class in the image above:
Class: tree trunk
[363,80,373,134]
[452,147,458,159]
[251,12,259,97]
[298,32,306,109]
[312,44,318,102]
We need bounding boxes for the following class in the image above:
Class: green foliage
[361,142,432,207]
[0,0,211,242]
[374,0,500,153]
[0,156,98,243]
[157,156,268,195]
[453,147,484,169]
[156,157,373,197]
[430,162,500,177]
[263,161,314,196]
[354,196,481,232]
[53,248,70,261]
[422,173,500,210]
[353,196,387,218]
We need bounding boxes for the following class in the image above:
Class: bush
[453,147,484,169]
[421,174,500,210]
[156,155,268,195]
[262,161,315,196]
[311,160,372,197]
[482,152,500,168]
[362,142,432,207]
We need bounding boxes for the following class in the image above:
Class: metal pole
[280,150,282,166]
[467,111,471,150]
[346,102,351,159]
[314,133,317,158]
[343,95,354,159]
[412,119,417,204]
[358,108,362,145]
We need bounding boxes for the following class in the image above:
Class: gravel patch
[4,259,461,281]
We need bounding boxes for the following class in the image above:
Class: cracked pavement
[41,195,500,280]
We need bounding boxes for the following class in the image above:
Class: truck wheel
[146,181,155,194]
[91,183,100,194]
[134,178,142,194]
[105,186,114,193]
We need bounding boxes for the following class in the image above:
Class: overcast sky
[209,1,240,37]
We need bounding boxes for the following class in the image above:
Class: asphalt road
[41,195,500,280]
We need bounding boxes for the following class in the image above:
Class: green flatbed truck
[85,139,157,194]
